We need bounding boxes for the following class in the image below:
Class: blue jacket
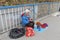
[21,15,30,26]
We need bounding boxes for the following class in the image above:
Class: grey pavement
[0,15,60,40]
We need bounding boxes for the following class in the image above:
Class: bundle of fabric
[9,28,25,39]
[26,27,35,37]
[36,22,48,28]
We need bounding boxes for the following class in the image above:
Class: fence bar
[15,8,17,27]
[8,9,12,29]
[0,11,5,32]
[17,8,19,25]
[18,8,20,26]
[4,10,8,31]
[11,8,15,28]
[16,8,18,27]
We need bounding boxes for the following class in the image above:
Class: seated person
[21,9,34,28]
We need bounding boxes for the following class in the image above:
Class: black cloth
[25,21,34,29]
[9,28,25,39]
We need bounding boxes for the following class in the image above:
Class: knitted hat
[25,9,30,13]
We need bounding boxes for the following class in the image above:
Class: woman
[21,9,34,28]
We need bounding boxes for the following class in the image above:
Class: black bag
[9,28,25,39]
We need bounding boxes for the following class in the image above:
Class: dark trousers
[25,21,34,29]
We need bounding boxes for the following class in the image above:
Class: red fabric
[26,27,35,37]
[36,22,48,28]
[21,13,24,16]
[41,24,46,28]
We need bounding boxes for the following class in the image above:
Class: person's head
[25,9,30,16]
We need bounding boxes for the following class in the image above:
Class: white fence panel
[0,7,23,33]
[0,4,36,34]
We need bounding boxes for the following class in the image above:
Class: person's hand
[29,18,33,21]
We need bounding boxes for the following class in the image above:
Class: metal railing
[0,2,60,34]
[0,4,36,33]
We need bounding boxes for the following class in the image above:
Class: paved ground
[0,15,60,40]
